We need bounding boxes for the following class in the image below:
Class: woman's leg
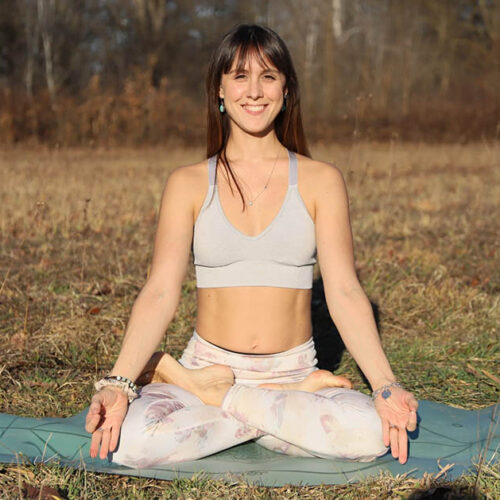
[223,385,388,461]
[135,344,385,462]
[111,382,263,468]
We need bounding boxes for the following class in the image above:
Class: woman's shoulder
[164,158,209,195]
[167,158,209,185]
[294,153,346,193]
[159,159,210,213]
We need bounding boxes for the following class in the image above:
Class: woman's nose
[247,77,263,100]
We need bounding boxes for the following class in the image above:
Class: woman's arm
[314,164,393,388]
[85,163,200,458]
[109,166,196,382]
[313,162,418,463]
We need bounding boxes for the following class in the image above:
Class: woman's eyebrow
[229,67,279,74]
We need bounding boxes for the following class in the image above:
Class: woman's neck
[225,129,283,162]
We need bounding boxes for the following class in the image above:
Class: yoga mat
[0,400,497,486]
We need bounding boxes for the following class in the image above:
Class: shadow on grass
[407,485,478,499]
[311,276,380,376]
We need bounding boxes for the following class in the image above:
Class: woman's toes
[298,371,352,392]
[310,370,351,389]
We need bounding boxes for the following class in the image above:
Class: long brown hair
[206,24,310,209]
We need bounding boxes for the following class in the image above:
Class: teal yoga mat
[0,400,498,486]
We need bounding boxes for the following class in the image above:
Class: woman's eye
[264,74,276,80]
[235,74,246,79]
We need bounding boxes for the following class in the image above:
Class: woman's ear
[219,87,224,99]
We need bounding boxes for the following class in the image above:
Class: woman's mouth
[242,104,266,115]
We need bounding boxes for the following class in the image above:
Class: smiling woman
[219,60,286,135]
[85,24,418,469]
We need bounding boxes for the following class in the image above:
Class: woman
[85,24,418,468]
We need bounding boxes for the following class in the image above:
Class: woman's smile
[219,53,286,135]
[242,104,267,115]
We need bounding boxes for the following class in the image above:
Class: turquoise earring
[281,94,288,112]
[219,99,225,113]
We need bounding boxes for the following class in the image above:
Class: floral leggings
[111,331,387,468]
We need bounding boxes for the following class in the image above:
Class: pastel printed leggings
[111,332,388,468]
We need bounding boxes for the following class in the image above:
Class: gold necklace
[232,148,282,207]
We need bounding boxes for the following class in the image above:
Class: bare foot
[137,351,235,407]
[187,364,235,407]
[258,370,352,393]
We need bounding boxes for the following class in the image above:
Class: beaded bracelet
[94,375,140,404]
[372,382,402,401]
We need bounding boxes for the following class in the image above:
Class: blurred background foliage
[0,0,498,146]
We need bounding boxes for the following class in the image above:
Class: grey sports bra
[193,150,317,289]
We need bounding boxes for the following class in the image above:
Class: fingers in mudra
[375,388,419,464]
[89,428,103,459]
[258,369,352,392]
[384,423,409,464]
[389,425,400,459]
[406,395,419,432]
[85,399,103,433]
[97,428,111,459]
[397,427,408,463]
[407,408,418,432]
[86,388,128,458]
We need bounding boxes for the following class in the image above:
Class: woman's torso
[190,150,318,354]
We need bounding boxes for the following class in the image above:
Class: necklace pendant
[248,201,253,206]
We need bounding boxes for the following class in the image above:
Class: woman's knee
[111,384,193,466]
[314,388,388,460]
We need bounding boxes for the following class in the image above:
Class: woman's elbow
[136,279,182,312]
[325,280,367,304]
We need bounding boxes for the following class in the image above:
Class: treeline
[0,0,498,146]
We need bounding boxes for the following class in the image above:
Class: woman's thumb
[406,393,419,411]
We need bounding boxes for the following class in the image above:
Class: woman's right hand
[85,387,129,459]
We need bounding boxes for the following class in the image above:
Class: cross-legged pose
[85,24,418,468]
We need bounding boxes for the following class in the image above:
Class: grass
[0,142,498,498]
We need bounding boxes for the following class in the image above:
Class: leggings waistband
[178,330,318,386]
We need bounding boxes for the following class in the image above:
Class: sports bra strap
[208,155,217,186]
[288,150,298,186]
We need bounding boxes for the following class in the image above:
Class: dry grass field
[0,142,498,498]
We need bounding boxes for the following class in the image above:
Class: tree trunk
[323,0,335,118]
[332,0,343,40]
[37,0,57,107]
[304,9,319,113]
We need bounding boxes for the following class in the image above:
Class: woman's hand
[85,387,129,459]
[373,386,418,464]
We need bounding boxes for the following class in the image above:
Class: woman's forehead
[228,46,277,73]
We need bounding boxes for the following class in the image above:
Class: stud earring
[219,99,225,113]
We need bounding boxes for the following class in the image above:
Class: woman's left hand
[373,385,418,464]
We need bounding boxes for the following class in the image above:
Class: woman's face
[219,52,287,137]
